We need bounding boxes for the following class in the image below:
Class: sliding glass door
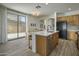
[7,13,26,40]
[7,13,18,39]
[18,16,26,38]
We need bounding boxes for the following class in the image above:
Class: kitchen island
[31,31,59,56]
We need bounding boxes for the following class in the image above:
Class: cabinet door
[57,17,60,21]
[67,31,77,41]
[57,16,66,22]
[61,16,66,21]
[78,15,79,25]
[36,35,47,56]
[71,16,74,24]
[67,16,71,24]
[67,16,69,23]
[74,15,79,25]
[69,16,77,25]
[67,15,79,25]
[51,32,59,49]
[67,16,73,24]
[50,35,54,50]
[47,36,52,55]
[53,32,59,45]
[57,17,63,21]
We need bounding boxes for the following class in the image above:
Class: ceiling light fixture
[45,3,48,5]
[32,4,41,16]
[68,8,72,11]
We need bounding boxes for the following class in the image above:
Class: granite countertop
[67,30,79,32]
[33,31,59,36]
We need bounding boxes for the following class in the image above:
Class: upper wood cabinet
[57,15,79,25]
[68,15,79,25]
[67,16,74,24]
[73,15,79,25]
[57,16,67,22]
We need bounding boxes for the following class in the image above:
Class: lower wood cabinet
[36,32,59,56]
[67,31,77,41]
[36,35,47,56]
[77,34,79,49]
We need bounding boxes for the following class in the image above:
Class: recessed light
[68,8,72,11]
[45,3,48,5]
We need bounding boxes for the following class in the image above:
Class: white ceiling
[1,3,79,16]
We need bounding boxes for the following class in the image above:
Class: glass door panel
[7,13,18,40]
[7,13,26,40]
[18,16,26,38]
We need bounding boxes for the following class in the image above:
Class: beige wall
[28,15,43,32]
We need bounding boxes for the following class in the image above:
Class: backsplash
[67,24,79,30]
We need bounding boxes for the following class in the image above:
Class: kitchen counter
[35,31,59,36]
[67,30,79,32]
[35,31,59,55]
[31,31,59,53]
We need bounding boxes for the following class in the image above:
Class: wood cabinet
[36,35,47,55]
[67,16,73,24]
[57,16,67,22]
[77,33,79,49]
[57,15,79,25]
[36,32,59,56]
[73,15,79,25]
[67,15,79,25]
[67,31,77,41]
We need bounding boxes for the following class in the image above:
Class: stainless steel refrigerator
[57,21,67,39]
